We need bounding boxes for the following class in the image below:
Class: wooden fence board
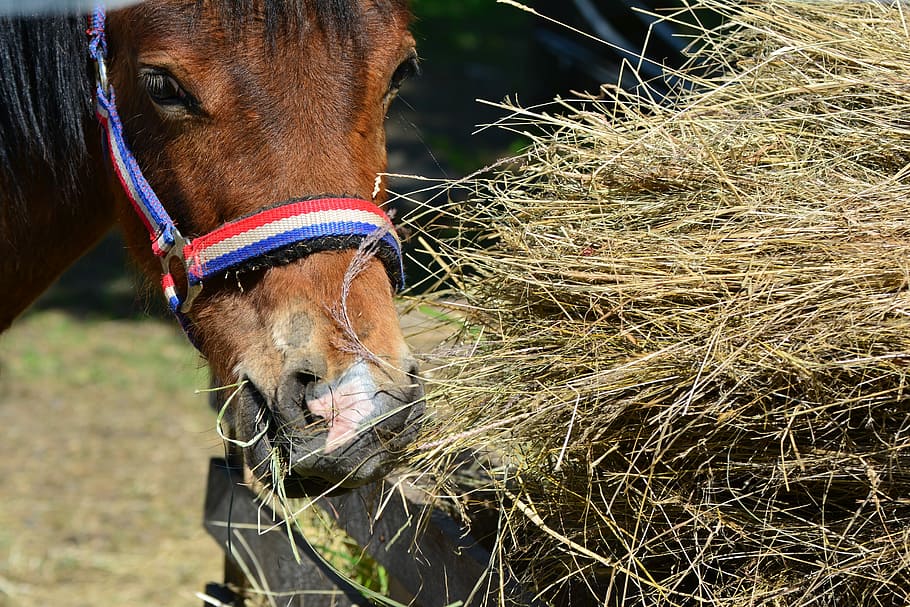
[203,457,535,607]
[320,483,494,606]
[203,458,371,607]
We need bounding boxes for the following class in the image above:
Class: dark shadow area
[29,230,170,321]
[387,0,698,189]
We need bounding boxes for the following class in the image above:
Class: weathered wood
[203,458,370,607]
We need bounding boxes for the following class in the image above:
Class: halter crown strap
[87,6,405,342]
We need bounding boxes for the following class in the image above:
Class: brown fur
[103,0,415,374]
[0,125,112,330]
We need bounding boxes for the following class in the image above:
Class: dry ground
[0,305,223,606]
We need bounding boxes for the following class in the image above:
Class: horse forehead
[126,0,411,45]
[125,1,412,92]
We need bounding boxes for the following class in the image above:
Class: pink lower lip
[305,361,378,453]
[307,385,375,452]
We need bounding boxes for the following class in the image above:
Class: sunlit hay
[410,2,910,606]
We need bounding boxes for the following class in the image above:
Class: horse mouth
[237,376,424,498]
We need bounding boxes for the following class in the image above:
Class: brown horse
[0,0,424,496]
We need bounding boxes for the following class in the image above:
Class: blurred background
[0,2,693,605]
[390,0,691,185]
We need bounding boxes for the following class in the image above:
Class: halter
[86,7,404,340]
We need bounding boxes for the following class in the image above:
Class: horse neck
[0,143,115,331]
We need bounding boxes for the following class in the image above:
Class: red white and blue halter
[86,6,404,341]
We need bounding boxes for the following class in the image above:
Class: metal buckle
[160,230,203,314]
[94,56,109,93]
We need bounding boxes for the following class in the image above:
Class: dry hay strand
[410,1,910,606]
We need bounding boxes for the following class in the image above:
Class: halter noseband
[86,7,404,339]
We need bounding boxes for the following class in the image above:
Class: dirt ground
[0,308,223,606]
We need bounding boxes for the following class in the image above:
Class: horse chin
[236,380,422,499]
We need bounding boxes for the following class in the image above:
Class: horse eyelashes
[389,55,420,95]
[146,74,186,102]
[139,69,200,114]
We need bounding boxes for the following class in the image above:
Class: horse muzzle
[239,359,425,497]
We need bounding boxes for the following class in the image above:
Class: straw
[410,2,910,605]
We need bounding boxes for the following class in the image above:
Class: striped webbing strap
[87,6,404,341]
[183,198,403,289]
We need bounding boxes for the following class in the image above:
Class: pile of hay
[411,1,910,605]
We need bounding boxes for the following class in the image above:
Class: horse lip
[235,378,278,479]
[238,378,350,484]
[371,386,425,443]
[236,372,424,495]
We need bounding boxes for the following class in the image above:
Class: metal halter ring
[160,230,203,313]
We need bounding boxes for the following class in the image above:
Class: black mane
[0,0,409,208]
[0,15,91,204]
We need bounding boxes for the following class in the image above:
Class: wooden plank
[203,458,371,607]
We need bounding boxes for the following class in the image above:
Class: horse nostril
[276,370,322,427]
[406,361,420,378]
[295,371,318,394]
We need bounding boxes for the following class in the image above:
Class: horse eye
[389,55,420,96]
[140,69,192,109]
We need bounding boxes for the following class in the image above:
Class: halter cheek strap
[86,6,405,341]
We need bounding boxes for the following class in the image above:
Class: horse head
[100,0,424,496]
